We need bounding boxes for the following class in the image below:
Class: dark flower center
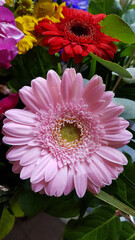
[71,24,89,36]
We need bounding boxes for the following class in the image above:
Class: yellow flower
[16,15,38,54]
[16,35,37,54]
[16,0,34,16]
[33,0,65,23]
[5,0,14,7]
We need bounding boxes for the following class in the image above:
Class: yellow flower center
[60,123,81,142]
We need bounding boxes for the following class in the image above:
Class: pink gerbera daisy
[2,69,132,197]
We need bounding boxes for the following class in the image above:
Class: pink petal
[45,166,67,197]
[71,73,83,99]
[96,146,128,165]
[92,156,112,185]
[3,118,11,124]
[30,154,51,183]
[82,75,103,99]
[102,91,114,105]
[90,91,114,113]
[3,135,33,145]
[85,162,103,187]
[20,162,35,179]
[107,140,130,148]
[88,100,105,113]
[65,68,76,80]
[19,86,40,113]
[74,164,87,197]
[3,121,34,137]
[47,70,61,105]
[83,84,105,107]
[31,180,45,192]
[64,167,74,195]
[104,119,129,134]
[103,118,129,128]
[31,77,53,110]
[6,145,30,161]
[101,105,124,122]
[5,109,37,125]
[87,181,100,194]
[103,130,132,143]
[12,161,22,173]
[104,162,123,179]
[44,158,58,182]
[20,147,41,166]
[61,71,72,103]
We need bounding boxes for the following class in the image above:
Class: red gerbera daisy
[35,7,119,63]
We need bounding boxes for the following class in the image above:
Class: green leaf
[100,14,135,44]
[116,178,127,201]
[120,45,135,57]
[18,189,50,217]
[0,189,11,203]
[8,46,59,92]
[114,67,135,84]
[122,8,135,33]
[83,78,89,87]
[18,186,80,218]
[90,53,132,78]
[120,221,135,240]
[128,140,135,150]
[112,97,135,119]
[45,194,80,218]
[0,207,15,240]
[122,153,135,206]
[0,196,10,204]
[95,190,135,217]
[10,194,24,217]
[88,0,122,15]
[64,205,121,240]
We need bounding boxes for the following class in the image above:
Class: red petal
[73,45,83,54]
[48,37,64,46]
[62,50,70,62]
[64,45,73,54]
[48,45,63,54]
[93,14,106,22]
[42,31,61,36]
[39,22,58,31]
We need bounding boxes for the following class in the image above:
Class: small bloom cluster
[0,6,24,68]
[0,0,119,63]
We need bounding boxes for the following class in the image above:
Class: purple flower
[53,0,89,11]
[0,93,19,144]
[0,0,5,6]
[0,6,24,69]
[65,0,89,10]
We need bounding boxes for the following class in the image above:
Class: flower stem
[112,48,135,92]
[89,58,96,79]
[116,210,135,228]
[95,190,135,217]
[57,62,62,76]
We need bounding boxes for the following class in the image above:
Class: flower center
[60,123,81,142]
[34,102,105,167]
[71,23,89,36]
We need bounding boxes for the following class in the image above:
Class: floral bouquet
[0,0,135,239]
